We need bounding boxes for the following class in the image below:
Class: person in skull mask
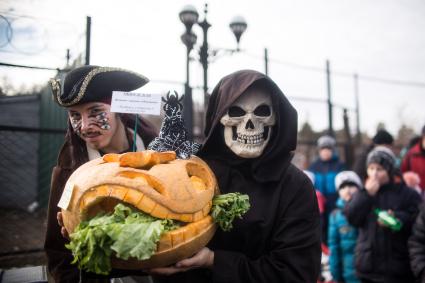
[150,70,321,283]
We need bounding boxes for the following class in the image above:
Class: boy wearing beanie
[353,129,394,181]
[328,171,361,283]
[309,135,346,243]
[345,146,421,283]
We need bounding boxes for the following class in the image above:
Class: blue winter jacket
[309,155,345,243]
[328,198,359,283]
[308,155,345,198]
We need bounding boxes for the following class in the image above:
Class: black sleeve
[409,204,425,280]
[211,179,321,283]
[394,189,421,233]
[345,189,374,227]
[44,166,81,283]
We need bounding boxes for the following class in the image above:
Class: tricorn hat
[49,65,149,107]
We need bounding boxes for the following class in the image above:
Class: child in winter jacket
[309,135,346,243]
[328,171,361,283]
[345,146,421,283]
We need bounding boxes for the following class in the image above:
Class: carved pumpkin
[61,150,218,269]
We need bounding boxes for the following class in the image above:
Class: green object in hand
[211,192,250,232]
[374,208,402,231]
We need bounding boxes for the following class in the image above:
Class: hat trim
[56,67,149,107]
[49,78,61,103]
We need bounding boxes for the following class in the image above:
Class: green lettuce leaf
[66,203,178,275]
[211,192,250,232]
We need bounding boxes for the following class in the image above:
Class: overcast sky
[1,0,424,137]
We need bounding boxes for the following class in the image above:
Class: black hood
[199,70,298,182]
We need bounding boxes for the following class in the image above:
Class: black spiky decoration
[147,91,201,159]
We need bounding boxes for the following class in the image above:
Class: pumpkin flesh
[61,151,218,269]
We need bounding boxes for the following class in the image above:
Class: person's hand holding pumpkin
[146,247,214,275]
[57,211,69,239]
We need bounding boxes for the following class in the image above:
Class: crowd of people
[43,64,425,283]
[306,128,425,283]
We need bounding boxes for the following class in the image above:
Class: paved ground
[0,207,47,268]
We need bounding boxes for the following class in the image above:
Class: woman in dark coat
[151,70,321,282]
[345,146,421,283]
[44,66,157,282]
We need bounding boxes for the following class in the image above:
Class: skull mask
[220,87,276,158]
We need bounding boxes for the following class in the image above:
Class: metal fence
[0,89,67,268]
[0,126,66,268]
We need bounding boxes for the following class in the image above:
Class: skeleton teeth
[235,133,265,144]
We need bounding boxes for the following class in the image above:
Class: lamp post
[179,3,247,136]
[179,5,198,138]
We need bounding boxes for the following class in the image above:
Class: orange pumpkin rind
[62,151,218,269]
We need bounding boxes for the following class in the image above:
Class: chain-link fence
[0,90,67,269]
[0,126,65,268]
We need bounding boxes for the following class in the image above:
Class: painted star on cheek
[95,112,111,130]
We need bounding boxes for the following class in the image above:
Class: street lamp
[179,5,198,138]
[229,15,248,51]
[179,3,247,137]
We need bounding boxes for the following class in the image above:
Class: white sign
[111,91,161,115]
[58,182,75,210]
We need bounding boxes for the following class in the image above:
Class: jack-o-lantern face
[61,150,218,269]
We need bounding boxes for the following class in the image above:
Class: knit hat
[49,65,149,107]
[372,129,394,145]
[317,135,336,149]
[366,146,396,174]
[335,171,362,190]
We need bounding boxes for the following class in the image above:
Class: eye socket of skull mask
[228,106,246,117]
[219,86,276,158]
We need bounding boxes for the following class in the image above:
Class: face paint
[67,102,121,151]
[69,106,111,137]
[70,117,82,136]
[94,111,111,130]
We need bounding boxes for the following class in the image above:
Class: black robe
[154,70,321,283]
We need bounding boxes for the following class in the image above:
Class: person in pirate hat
[44,65,158,282]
